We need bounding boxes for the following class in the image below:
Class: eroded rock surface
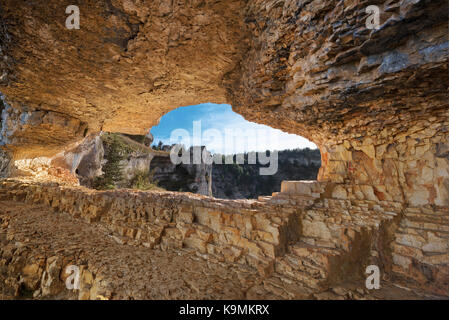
[0,0,447,203]
[0,0,447,299]
[0,179,448,298]
[1,199,442,300]
[0,0,247,145]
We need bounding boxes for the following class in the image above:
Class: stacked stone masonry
[0,0,448,300]
[1,179,447,299]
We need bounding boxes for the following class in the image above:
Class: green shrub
[128,169,164,191]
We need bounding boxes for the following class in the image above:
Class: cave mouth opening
[147,103,322,199]
[76,103,321,198]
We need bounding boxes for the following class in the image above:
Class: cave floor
[0,201,445,300]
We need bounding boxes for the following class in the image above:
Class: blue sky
[150,103,317,154]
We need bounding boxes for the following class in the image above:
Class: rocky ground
[1,200,445,300]
[0,0,447,301]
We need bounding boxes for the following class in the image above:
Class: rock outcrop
[0,0,447,299]
[0,0,446,204]
[1,179,447,299]
[212,149,321,199]
[151,146,213,196]
[49,133,212,195]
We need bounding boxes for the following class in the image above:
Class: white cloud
[152,103,318,154]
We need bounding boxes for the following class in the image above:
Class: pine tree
[94,134,126,189]
[103,135,125,186]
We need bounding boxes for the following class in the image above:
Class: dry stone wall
[0,180,301,275]
[1,178,447,297]
[0,0,447,299]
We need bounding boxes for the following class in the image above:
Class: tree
[94,134,126,189]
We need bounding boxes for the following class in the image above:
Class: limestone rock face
[0,149,11,177]
[0,0,447,206]
[151,146,213,196]
[232,0,449,207]
[0,93,87,159]
[235,0,448,144]
[0,0,246,147]
[0,0,448,298]
[74,135,105,185]
[212,149,321,199]
[51,134,105,186]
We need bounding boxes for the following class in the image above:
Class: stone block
[392,253,412,269]
[331,185,347,200]
[280,180,321,196]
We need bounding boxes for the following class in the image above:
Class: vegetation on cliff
[212,149,321,199]
[128,169,164,191]
[93,133,164,191]
[148,142,321,199]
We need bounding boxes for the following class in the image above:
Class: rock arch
[0,0,448,296]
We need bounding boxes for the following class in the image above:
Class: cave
[149,102,321,199]
[0,0,448,301]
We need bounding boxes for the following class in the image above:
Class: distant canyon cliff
[62,133,321,199]
[212,149,321,199]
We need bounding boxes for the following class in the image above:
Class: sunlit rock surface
[0,0,448,299]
